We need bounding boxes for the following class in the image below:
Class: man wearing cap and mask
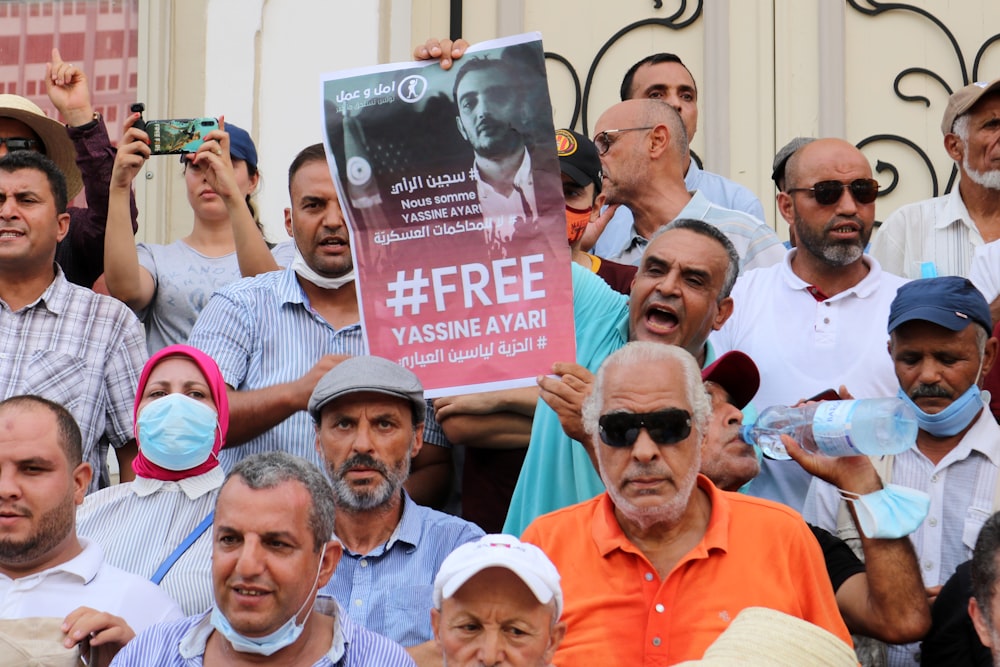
[306,356,482,652]
[873,78,1000,281]
[1,49,137,288]
[428,534,566,667]
[521,342,851,666]
[111,451,416,666]
[805,276,1000,666]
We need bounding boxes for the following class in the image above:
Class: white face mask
[290,248,356,290]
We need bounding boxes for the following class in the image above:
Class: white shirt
[871,186,983,279]
[969,238,1000,303]
[804,406,1000,666]
[0,538,183,632]
[76,469,222,616]
[710,251,908,509]
[474,149,536,246]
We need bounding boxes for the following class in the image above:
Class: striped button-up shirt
[77,468,222,615]
[0,267,146,491]
[188,267,366,471]
[322,492,483,646]
[109,597,417,666]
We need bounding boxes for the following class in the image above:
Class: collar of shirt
[179,596,346,660]
[591,474,730,563]
[0,537,102,586]
[778,249,888,300]
[621,189,707,255]
[131,466,225,500]
[340,491,420,559]
[473,148,533,199]
[925,403,1000,469]
[4,263,70,315]
[935,185,980,234]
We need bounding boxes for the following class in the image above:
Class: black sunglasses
[0,137,40,152]
[598,409,692,448]
[786,178,879,206]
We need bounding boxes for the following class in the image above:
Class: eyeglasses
[598,409,692,448]
[593,127,655,156]
[0,137,40,152]
[786,178,879,206]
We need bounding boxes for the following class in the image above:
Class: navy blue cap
[224,122,258,171]
[887,276,992,334]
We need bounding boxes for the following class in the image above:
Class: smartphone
[806,388,841,402]
[145,118,219,155]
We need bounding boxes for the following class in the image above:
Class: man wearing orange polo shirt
[521,342,851,665]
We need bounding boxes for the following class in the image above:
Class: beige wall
[139,0,1000,245]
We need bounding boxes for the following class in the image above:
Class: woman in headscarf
[77,344,229,615]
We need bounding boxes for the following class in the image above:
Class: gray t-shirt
[136,240,281,354]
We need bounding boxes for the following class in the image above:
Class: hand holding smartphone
[129,103,218,155]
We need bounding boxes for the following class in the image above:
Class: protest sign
[322,33,575,396]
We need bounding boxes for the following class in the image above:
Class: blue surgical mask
[839,484,931,539]
[137,393,218,471]
[896,384,984,438]
[210,546,326,656]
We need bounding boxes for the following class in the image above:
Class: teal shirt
[502,263,719,536]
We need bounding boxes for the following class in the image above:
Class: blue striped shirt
[188,267,366,470]
[322,492,483,646]
[76,468,222,615]
[110,597,417,666]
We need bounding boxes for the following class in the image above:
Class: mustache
[336,453,389,478]
[909,384,952,399]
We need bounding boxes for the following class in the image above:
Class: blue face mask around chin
[210,545,326,655]
[896,383,984,438]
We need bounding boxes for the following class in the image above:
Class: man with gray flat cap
[307,356,483,653]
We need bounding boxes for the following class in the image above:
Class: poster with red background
[322,33,575,397]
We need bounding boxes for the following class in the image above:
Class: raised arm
[190,118,278,277]
[103,114,155,312]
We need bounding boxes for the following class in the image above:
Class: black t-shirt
[809,524,866,591]
[921,560,991,667]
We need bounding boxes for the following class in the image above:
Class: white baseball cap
[434,534,563,617]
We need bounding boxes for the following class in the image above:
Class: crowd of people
[2,35,1000,665]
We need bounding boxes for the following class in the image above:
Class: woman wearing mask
[104,114,280,354]
[77,344,228,615]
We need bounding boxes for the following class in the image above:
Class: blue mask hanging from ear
[896,385,984,437]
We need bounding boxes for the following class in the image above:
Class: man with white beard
[872,78,1000,280]
[520,342,851,666]
[307,356,483,653]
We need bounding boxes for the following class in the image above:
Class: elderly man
[0,395,181,666]
[428,533,566,667]
[307,356,482,647]
[872,78,1000,280]
[112,451,415,666]
[0,150,146,490]
[590,99,784,268]
[711,137,908,510]
[592,53,768,258]
[0,49,137,288]
[521,342,850,665]
[503,218,741,535]
[188,144,451,505]
[805,276,1000,666]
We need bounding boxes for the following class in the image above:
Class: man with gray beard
[520,342,851,666]
[872,77,1000,281]
[710,138,908,511]
[307,356,483,651]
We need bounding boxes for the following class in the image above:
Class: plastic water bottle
[740,398,918,460]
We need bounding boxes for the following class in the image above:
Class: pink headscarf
[131,344,230,481]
